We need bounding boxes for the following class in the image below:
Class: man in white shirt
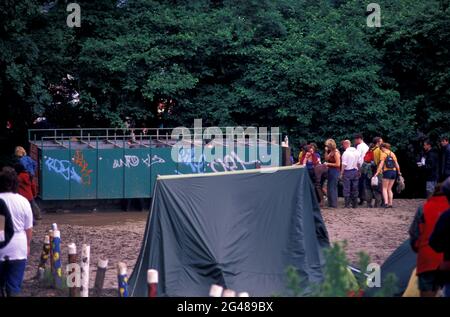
[354,133,369,205]
[0,167,33,297]
[341,140,360,208]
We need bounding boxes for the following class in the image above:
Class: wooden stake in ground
[209,284,223,297]
[52,230,63,289]
[117,262,129,297]
[37,235,50,279]
[222,289,236,297]
[37,267,45,283]
[49,230,54,275]
[147,269,158,297]
[93,259,108,297]
[50,223,57,276]
[80,244,90,297]
[67,243,80,297]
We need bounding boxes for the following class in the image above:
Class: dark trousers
[374,174,383,206]
[364,176,373,201]
[343,169,359,199]
[30,199,41,220]
[327,168,339,208]
[358,174,365,201]
[314,165,328,204]
[307,168,316,183]
[0,259,27,297]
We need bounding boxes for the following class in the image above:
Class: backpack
[385,152,396,169]
[20,156,37,177]
[0,198,14,250]
[364,150,374,163]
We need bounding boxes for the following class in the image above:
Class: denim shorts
[0,259,27,296]
[383,170,397,180]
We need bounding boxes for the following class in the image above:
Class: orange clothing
[379,150,398,172]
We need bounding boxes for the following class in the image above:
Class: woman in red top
[297,145,320,184]
[298,145,320,169]
[14,163,40,221]
[14,163,35,201]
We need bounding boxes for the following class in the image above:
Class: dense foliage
[1,0,449,194]
[285,241,398,297]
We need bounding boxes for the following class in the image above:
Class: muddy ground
[20,198,422,297]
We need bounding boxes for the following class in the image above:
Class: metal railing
[29,127,281,149]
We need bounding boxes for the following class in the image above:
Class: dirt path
[20,199,422,296]
[22,212,148,296]
[322,199,420,265]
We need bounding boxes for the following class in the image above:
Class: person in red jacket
[13,164,41,221]
[408,183,450,296]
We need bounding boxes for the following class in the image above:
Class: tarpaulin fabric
[364,239,416,297]
[128,166,330,297]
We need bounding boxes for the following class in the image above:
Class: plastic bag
[371,176,379,187]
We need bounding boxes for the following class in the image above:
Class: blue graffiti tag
[45,157,82,184]
[112,154,166,169]
[175,147,259,174]
[209,151,259,172]
[177,147,205,174]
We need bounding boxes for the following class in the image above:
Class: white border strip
[157,165,303,180]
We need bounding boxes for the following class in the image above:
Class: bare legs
[382,178,395,207]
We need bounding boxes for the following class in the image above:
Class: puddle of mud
[38,211,148,227]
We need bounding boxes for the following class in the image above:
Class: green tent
[129,166,330,296]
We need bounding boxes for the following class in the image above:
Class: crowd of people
[297,134,450,297]
[296,134,404,208]
[296,134,450,209]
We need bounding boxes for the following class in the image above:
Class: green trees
[373,0,450,142]
[1,0,449,150]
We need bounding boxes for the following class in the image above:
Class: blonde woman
[14,146,41,220]
[324,139,341,208]
[374,143,401,208]
[14,146,37,178]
